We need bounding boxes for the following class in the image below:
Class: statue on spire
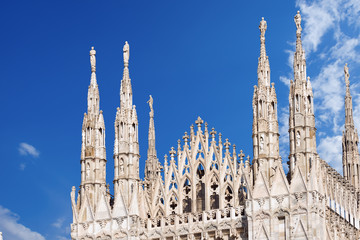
[147,95,154,118]
[259,17,267,38]
[344,63,350,87]
[123,41,130,66]
[90,47,96,72]
[294,11,302,35]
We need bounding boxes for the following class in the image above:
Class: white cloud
[275,0,360,172]
[279,76,290,87]
[52,217,65,229]
[18,142,40,158]
[317,135,343,173]
[0,205,45,240]
[19,163,26,171]
[298,0,336,54]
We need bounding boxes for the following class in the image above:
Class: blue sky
[1,1,360,239]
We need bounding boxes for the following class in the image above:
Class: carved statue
[147,95,154,117]
[296,131,301,146]
[294,11,302,34]
[119,159,124,174]
[259,17,267,38]
[123,41,130,65]
[344,63,350,86]
[260,136,264,151]
[90,47,96,72]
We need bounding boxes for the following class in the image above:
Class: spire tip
[123,41,130,67]
[90,47,96,72]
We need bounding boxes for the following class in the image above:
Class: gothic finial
[90,46,96,73]
[224,138,231,151]
[183,132,189,144]
[123,41,130,67]
[210,128,217,142]
[169,147,176,160]
[195,116,204,129]
[177,139,181,151]
[232,144,236,156]
[294,11,302,36]
[219,133,222,144]
[238,150,245,161]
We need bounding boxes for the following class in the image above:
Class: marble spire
[342,64,360,189]
[145,95,161,182]
[252,17,280,185]
[288,11,317,180]
[257,17,270,87]
[293,11,307,83]
[120,41,133,109]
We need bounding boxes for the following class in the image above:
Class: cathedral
[70,11,360,240]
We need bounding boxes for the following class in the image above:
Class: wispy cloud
[52,217,65,229]
[275,0,360,172]
[0,205,45,240]
[278,0,360,172]
[19,163,26,171]
[18,142,40,158]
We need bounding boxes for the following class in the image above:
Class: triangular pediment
[95,190,111,220]
[253,171,270,198]
[271,165,289,196]
[128,184,139,216]
[112,190,128,217]
[290,166,307,193]
[79,194,94,222]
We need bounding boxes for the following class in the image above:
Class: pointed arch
[224,185,234,207]
[196,162,205,180]
[210,174,219,209]
[168,192,179,215]
[182,177,192,213]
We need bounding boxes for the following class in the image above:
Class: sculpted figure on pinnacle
[147,95,154,117]
[259,17,267,38]
[123,41,130,66]
[294,11,302,34]
[90,46,96,72]
[345,63,350,86]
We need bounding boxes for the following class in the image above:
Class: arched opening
[224,186,233,207]
[120,123,124,139]
[295,94,300,112]
[183,178,192,213]
[196,163,205,180]
[196,181,205,212]
[155,209,163,227]
[99,128,103,146]
[169,194,178,215]
[210,175,219,209]
[86,127,91,145]
[238,185,247,205]
[169,172,178,190]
